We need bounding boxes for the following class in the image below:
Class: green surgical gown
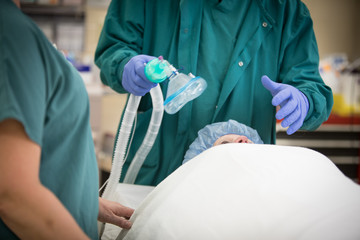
[0,1,99,239]
[95,0,333,186]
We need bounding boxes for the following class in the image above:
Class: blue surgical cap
[183,120,263,164]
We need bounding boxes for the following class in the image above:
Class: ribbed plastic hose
[101,85,164,200]
[123,85,164,184]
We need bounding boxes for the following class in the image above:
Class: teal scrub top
[0,1,99,239]
[95,0,333,186]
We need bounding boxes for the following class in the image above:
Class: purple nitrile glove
[122,55,157,96]
[261,75,309,135]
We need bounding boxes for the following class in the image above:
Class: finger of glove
[137,54,156,62]
[122,69,137,94]
[286,95,308,134]
[281,106,300,128]
[134,63,157,89]
[123,80,147,96]
[122,55,156,95]
[275,96,297,120]
[123,70,149,96]
[261,75,281,96]
[286,117,303,135]
[122,60,137,91]
[133,54,156,81]
[272,87,292,107]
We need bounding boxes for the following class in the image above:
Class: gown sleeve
[277,1,333,131]
[94,0,146,93]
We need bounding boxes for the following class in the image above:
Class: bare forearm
[0,184,89,240]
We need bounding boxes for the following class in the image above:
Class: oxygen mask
[145,56,207,114]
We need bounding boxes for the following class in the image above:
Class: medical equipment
[123,57,207,183]
[122,55,157,96]
[101,85,163,200]
[100,57,207,238]
[123,85,164,184]
[99,82,164,239]
[145,56,208,114]
[163,70,207,114]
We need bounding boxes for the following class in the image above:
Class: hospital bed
[102,144,360,240]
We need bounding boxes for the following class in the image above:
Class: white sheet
[115,144,360,240]
[101,183,154,240]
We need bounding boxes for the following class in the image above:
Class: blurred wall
[84,5,108,58]
[303,0,360,61]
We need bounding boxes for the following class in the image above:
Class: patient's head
[213,134,253,146]
[183,120,263,164]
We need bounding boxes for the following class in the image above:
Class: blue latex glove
[122,55,157,96]
[261,75,309,135]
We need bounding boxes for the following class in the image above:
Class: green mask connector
[144,57,172,83]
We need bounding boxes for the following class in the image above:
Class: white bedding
[105,144,360,240]
[100,184,154,240]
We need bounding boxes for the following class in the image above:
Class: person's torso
[0,1,99,238]
[120,0,280,185]
[118,0,328,186]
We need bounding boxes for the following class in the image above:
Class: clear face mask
[145,56,207,114]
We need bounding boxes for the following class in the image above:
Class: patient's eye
[220,141,230,145]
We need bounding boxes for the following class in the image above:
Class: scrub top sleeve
[0,19,46,146]
[277,1,333,130]
[95,0,146,94]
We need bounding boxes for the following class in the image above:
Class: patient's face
[213,134,253,146]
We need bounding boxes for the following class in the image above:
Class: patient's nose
[234,136,250,143]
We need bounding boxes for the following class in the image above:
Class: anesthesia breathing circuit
[101,56,207,201]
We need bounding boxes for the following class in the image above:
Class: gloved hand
[261,75,309,135]
[122,55,157,96]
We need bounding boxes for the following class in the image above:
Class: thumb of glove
[261,75,281,96]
